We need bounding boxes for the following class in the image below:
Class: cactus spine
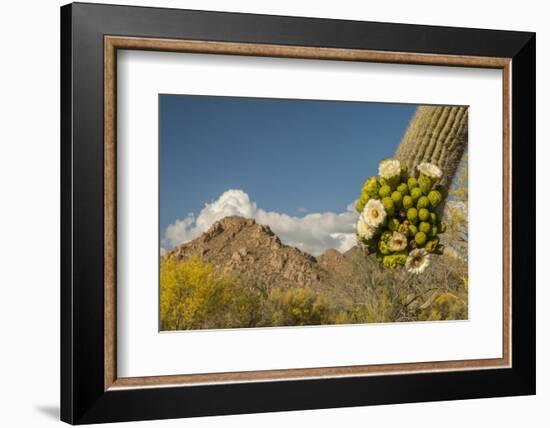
[395,106,468,190]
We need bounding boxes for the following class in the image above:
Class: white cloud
[163,189,358,256]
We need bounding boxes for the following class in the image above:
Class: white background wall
[0,0,546,427]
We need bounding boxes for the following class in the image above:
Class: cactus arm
[395,105,468,190]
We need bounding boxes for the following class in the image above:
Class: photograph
[159,95,469,331]
[54,1,536,425]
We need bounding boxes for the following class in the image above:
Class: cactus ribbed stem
[395,106,468,190]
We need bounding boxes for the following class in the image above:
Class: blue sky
[160,95,417,255]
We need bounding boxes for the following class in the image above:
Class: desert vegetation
[160,246,467,330]
[160,105,469,331]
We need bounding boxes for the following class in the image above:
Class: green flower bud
[397,183,409,196]
[355,198,365,213]
[428,190,443,209]
[381,197,395,217]
[391,191,402,208]
[402,195,413,210]
[410,187,423,202]
[387,218,400,231]
[417,196,430,210]
[415,231,427,246]
[380,230,392,242]
[418,208,430,222]
[382,253,408,269]
[438,222,447,233]
[408,224,418,237]
[430,212,438,224]
[425,240,438,253]
[407,207,419,224]
[363,177,380,198]
[419,221,431,234]
[407,177,418,190]
[378,240,390,255]
[430,225,438,237]
[418,174,432,195]
[425,237,441,253]
[379,185,392,199]
[435,244,445,254]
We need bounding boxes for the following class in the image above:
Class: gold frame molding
[104,35,512,391]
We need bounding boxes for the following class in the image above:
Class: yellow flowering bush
[160,256,261,330]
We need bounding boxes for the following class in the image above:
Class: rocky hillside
[166,216,359,290]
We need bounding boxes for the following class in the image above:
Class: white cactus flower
[362,199,386,228]
[356,215,375,240]
[406,248,431,274]
[378,159,401,179]
[388,231,408,252]
[417,162,442,179]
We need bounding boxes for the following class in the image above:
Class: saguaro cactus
[394,106,468,190]
[354,104,469,272]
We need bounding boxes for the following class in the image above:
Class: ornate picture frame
[61,2,535,424]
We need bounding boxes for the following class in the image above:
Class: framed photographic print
[60,2,535,424]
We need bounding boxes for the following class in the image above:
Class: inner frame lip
[103,35,512,391]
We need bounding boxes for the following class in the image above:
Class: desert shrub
[331,291,394,325]
[160,257,261,330]
[261,287,330,327]
[419,291,467,321]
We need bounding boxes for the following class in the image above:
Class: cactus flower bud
[418,174,432,195]
[363,177,380,198]
[391,191,403,208]
[430,212,438,224]
[408,224,418,236]
[380,230,392,242]
[428,190,443,209]
[407,177,418,190]
[381,197,395,217]
[355,198,365,213]
[402,195,413,210]
[419,221,431,234]
[414,231,427,246]
[379,184,392,199]
[417,196,430,210]
[387,217,400,231]
[425,239,438,253]
[397,182,409,196]
[418,208,430,222]
[407,207,419,224]
[382,253,408,269]
[410,187,423,202]
[378,240,391,255]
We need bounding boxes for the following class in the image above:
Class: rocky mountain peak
[168,216,328,290]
